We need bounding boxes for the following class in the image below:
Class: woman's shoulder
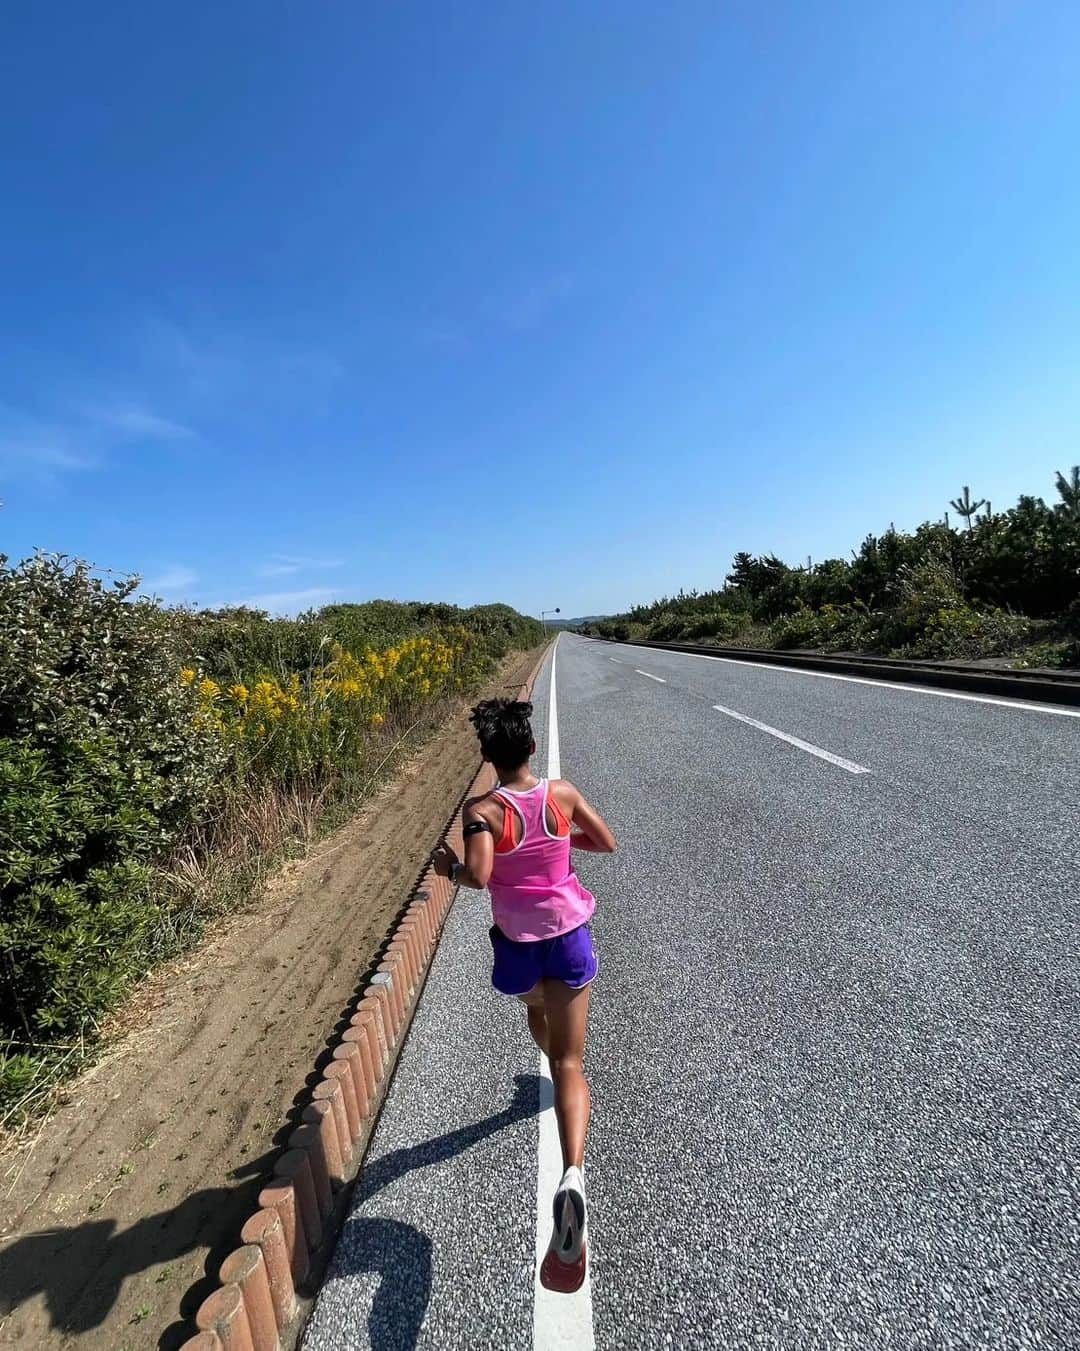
[464,789,505,820]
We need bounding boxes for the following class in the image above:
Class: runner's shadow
[0,1077,541,1350]
[0,1180,258,1335]
[338,1218,433,1351]
[330,1071,541,1350]
[357,1071,540,1207]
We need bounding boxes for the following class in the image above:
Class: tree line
[586,468,1079,666]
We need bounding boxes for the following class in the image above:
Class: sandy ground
[0,647,541,1351]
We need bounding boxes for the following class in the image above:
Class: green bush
[1012,639,1080,670]
[898,606,1033,660]
[809,602,878,652]
[768,602,876,652]
[768,606,822,650]
[682,610,750,643]
[0,556,227,1046]
[182,599,541,686]
[0,554,543,1103]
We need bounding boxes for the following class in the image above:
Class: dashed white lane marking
[608,656,623,663]
[631,647,1080,720]
[712,702,871,775]
[635,669,666,683]
[534,635,596,1349]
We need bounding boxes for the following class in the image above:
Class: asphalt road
[303,634,1080,1350]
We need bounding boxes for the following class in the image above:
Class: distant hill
[556,615,610,629]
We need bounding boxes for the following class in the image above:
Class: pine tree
[949,485,987,530]
[1054,465,1080,520]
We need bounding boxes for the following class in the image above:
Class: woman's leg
[519,987,549,1055]
[542,979,591,1170]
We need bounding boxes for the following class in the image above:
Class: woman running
[433,697,616,1293]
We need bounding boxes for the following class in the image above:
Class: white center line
[635,669,666,683]
[623,646,1080,719]
[608,656,623,664]
[535,636,596,1349]
[712,701,870,775]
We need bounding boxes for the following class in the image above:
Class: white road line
[534,636,595,1349]
[548,637,561,782]
[712,702,870,775]
[608,656,623,663]
[625,647,1080,720]
[635,669,666,683]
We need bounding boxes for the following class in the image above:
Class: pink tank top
[488,780,595,943]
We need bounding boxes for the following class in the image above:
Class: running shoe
[540,1165,587,1293]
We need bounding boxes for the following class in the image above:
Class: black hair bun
[468,698,535,768]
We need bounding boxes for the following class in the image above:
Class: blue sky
[2,2,1078,618]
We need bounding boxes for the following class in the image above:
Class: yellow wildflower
[228,683,249,703]
[199,678,220,700]
[251,679,279,706]
[180,667,196,686]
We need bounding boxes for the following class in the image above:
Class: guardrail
[593,638,1080,708]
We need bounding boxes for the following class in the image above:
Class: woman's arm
[431,800,494,888]
[560,782,616,853]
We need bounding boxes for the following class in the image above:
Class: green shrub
[763,602,878,652]
[811,602,877,652]
[184,599,542,685]
[897,606,1033,660]
[682,610,750,643]
[0,554,543,1099]
[768,606,823,650]
[1012,639,1080,670]
[0,556,227,1045]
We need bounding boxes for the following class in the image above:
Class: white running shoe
[540,1165,587,1293]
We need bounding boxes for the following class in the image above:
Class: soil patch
[0,647,542,1350]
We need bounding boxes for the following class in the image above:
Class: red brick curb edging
[175,645,550,1351]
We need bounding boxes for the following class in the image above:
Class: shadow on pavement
[0,1075,540,1351]
[327,1071,541,1351]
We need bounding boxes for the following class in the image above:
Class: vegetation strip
[172,644,550,1351]
[602,639,1080,708]
[1,555,542,1123]
[583,466,1079,673]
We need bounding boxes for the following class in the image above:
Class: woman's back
[487,779,595,942]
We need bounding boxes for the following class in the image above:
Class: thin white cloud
[141,315,343,407]
[141,566,198,595]
[0,404,98,482]
[1,398,191,490]
[245,586,338,615]
[0,440,95,472]
[256,554,346,578]
[92,406,196,441]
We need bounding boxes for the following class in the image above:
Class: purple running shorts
[489,922,598,997]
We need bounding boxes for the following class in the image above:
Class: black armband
[463,820,493,837]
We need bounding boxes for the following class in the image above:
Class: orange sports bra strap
[546,783,572,837]
[492,793,519,853]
